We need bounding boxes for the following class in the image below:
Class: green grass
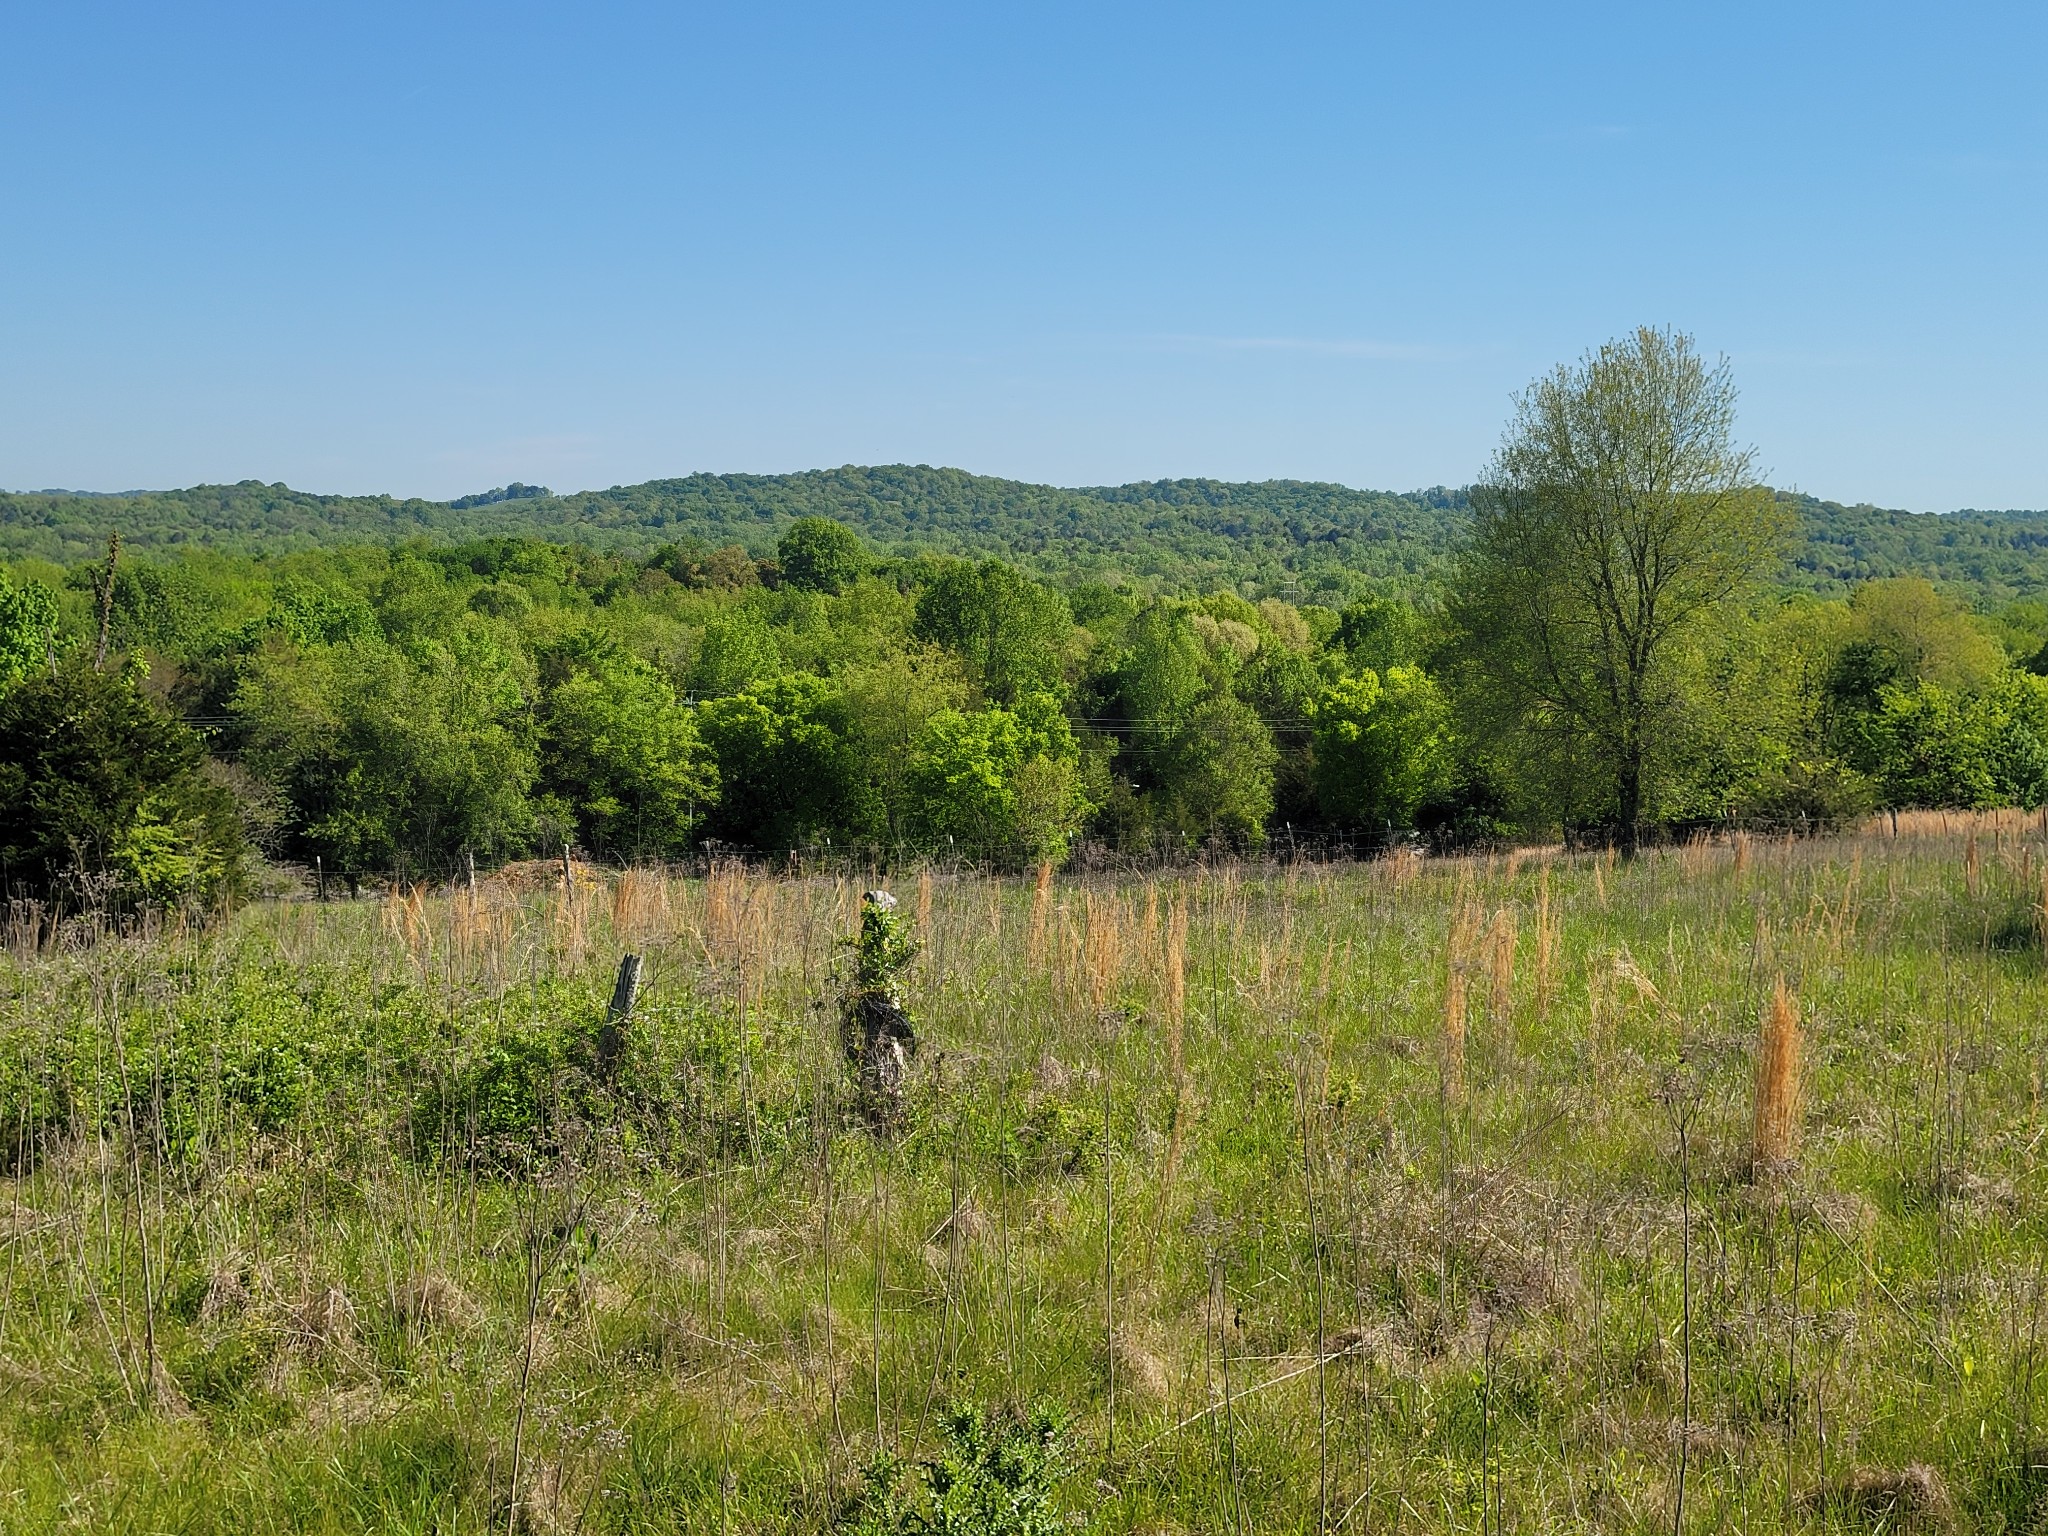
[4,822,2048,1533]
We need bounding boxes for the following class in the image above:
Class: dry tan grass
[1752,975,1804,1171]
[1028,860,1054,964]
[293,1284,359,1360]
[1084,891,1126,1016]
[1441,967,1468,1102]
[1484,906,1517,1020]
[610,867,671,946]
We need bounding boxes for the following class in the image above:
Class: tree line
[7,328,2048,907]
[10,459,2048,601]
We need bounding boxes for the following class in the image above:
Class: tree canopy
[1450,328,1793,850]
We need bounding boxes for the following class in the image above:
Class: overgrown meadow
[6,817,2048,1533]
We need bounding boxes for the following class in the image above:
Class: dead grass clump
[303,1381,389,1432]
[1111,1332,1170,1403]
[1752,976,1804,1172]
[383,887,431,971]
[1162,898,1187,1034]
[1801,1464,1953,1530]
[704,859,747,953]
[925,1197,988,1247]
[394,1273,476,1332]
[484,858,569,895]
[1587,945,1660,1041]
[550,884,592,965]
[198,1262,249,1326]
[294,1284,359,1359]
[1325,1320,1410,1372]
[1678,834,1714,879]
[1084,891,1126,1015]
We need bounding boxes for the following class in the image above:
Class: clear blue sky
[4,2,2042,510]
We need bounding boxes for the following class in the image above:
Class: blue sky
[3,2,2043,509]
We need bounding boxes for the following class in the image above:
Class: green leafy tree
[1310,666,1454,829]
[1695,599,1875,825]
[1864,673,2048,810]
[838,643,972,839]
[371,550,466,645]
[1837,577,2004,696]
[777,517,867,595]
[1236,640,1324,826]
[1336,593,1425,674]
[1825,577,2006,773]
[537,633,716,857]
[912,559,1071,705]
[696,675,876,849]
[1099,607,1276,847]
[237,627,538,878]
[688,608,783,698]
[905,693,1090,860]
[0,572,58,688]
[0,656,244,906]
[1450,328,1791,850]
[1148,694,1276,846]
[262,576,380,649]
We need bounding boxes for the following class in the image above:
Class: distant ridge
[4,464,2047,600]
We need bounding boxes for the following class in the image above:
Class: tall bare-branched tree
[1451,328,1790,852]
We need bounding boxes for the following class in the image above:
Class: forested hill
[0,468,1462,595]
[6,464,2047,599]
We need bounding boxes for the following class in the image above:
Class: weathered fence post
[597,952,642,1081]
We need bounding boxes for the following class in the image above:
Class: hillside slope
[6,465,2046,599]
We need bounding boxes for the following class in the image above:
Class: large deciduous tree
[776,517,867,595]
[1449,328,1790,852]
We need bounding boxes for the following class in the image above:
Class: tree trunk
[1617,752,1643,859]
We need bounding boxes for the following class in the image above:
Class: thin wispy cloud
[1142,333,1469,363]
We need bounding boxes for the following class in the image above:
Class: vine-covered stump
[843,889,918,1124]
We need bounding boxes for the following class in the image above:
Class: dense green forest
[8,504,2048,906]
[9,465,2048,599]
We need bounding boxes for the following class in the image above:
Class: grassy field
[5,818,2048,1533]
